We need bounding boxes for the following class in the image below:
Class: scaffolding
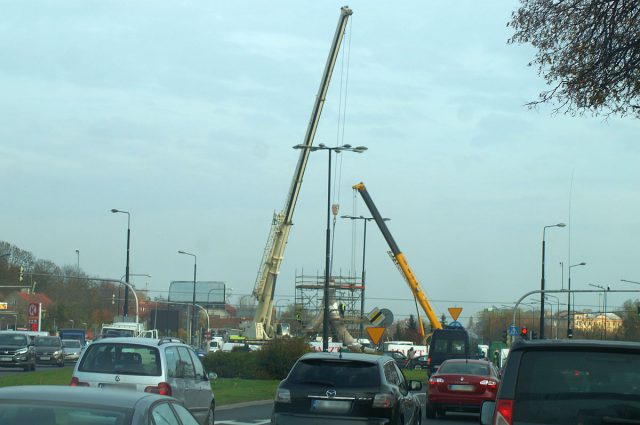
[294,270,364,339]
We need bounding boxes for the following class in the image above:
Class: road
[0,363,74,376]
[215,397,478,425]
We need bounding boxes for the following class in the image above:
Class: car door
[186,346,213,421]
[164,346,186,404]
[175,347,198,417]
[392,362,416,425]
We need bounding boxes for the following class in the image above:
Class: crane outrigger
[242,7,353,340]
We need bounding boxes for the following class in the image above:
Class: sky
[1,1,639,328]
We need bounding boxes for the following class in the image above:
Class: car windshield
[0,402,129,425]
[513,350,640,424]
[0,334,27,346]
[34,337,59,346]
[288,359,380,388]
[79,343,162,376]
[62,340,82,348]
[438,361,489,375]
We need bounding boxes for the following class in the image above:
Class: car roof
[90,337,184,346]
[510,338,640,352]
[299,352,386,364]
[0,385,177,408]
[441,358,491,365]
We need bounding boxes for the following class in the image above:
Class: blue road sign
[449,320,463,328]
[508,325,519,336]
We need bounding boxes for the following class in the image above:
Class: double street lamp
[111,209,131,317]
[294,143,367,351]
[540,223,566,339]
[178,250,198,346]
[567,262,587,337]
[341,214,390,339]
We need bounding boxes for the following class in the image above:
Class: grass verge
[0,368,278,406]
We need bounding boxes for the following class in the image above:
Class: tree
[509,0,640,118]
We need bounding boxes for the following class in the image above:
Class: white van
[207,337,223,353]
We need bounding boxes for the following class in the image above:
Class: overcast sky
[1,1,639,327]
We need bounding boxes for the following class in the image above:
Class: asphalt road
[214,397,478,425]
[0,363,74,376]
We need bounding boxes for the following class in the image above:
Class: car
[426,358,499,418]
[408,355,428,370]
[71,336,215,425]
[62,339,83,363]
[272,351,422,425]
[383,350,411,368]
[480,339,640,425]
[34,335,65,367]
[0,331,36,371]
[0,385,201,425]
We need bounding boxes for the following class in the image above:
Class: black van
[427,328,471,375]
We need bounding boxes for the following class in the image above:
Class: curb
[217,399,273,411]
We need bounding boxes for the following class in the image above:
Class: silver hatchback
[71,337,215,425]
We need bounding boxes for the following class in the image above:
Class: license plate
[0,356,12,362]
[449,384,475,392]
[311,399,351,413]
[40,356,50,360]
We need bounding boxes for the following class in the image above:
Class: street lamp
[540,223,566,339]
[567,262,587,337]
[75,249,80,281]
[178,250,197,346]
[294,143,367,352]
[589,283,610,339]
[111,209,131,317]
[544,294,560,339]
[341,214,390,339]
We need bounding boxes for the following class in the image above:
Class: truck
[100,322,157,339]
[58,328,87,346]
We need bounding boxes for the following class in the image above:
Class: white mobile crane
[242,6,353,340]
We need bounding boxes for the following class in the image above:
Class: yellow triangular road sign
[366,327,386,346]
[448,307,463,322]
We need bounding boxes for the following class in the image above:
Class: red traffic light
[521,326,528,336]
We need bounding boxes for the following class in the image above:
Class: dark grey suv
[0,332,36,371]
[272,352,422,425]
[481,339,640,425]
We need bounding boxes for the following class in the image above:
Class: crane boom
[245,7,353,340]
[353,182,443,331]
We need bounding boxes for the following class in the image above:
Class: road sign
[28,303,39,317]
[366,327,386,345]
[508,325,519,336]
[378,308,394,327]
[367,307,385,326]
[449,320,463,328]
[448,307,463,321]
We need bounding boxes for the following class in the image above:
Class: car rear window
[78,343,161,376]
[439,362,489,375]
[513,350,640,424]
[288,359,380,388]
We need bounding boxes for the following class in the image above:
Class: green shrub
[202,351,258,379]
[255,337,311,380]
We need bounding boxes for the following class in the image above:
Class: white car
[62,339,83,362]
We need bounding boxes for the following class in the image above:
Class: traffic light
[520,326,528,340]
[19,266,24,282]
[502,330,508,344]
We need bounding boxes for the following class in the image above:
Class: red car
[426,358,500,418]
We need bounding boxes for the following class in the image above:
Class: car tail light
[428,377,444,386]
[427,356,431,365]
[480,379,498,389]
[372,393,394,408]
[144,382,172,396]
[70,377,89,387]
[494,399,513,425]
[275,388,291,403]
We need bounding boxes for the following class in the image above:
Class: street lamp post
[75,249,80,281]
[567,262,587,337]
[341,214,390,339]
[544,294,561,339]
[540,223,566,339]
[589,284,608,339]
[111,209,131,317]
[178,250,198,346]
[294,143,367,352]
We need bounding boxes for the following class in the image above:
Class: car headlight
[54,350,63,356]
[15,348,28,355]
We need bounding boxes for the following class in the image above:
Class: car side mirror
[480,401,496,425]
[208,372,218,381]
[408,380,422,391]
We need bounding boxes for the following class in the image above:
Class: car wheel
[425,402,436,419]
[204,402,214,425]
[436,408,446,417]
